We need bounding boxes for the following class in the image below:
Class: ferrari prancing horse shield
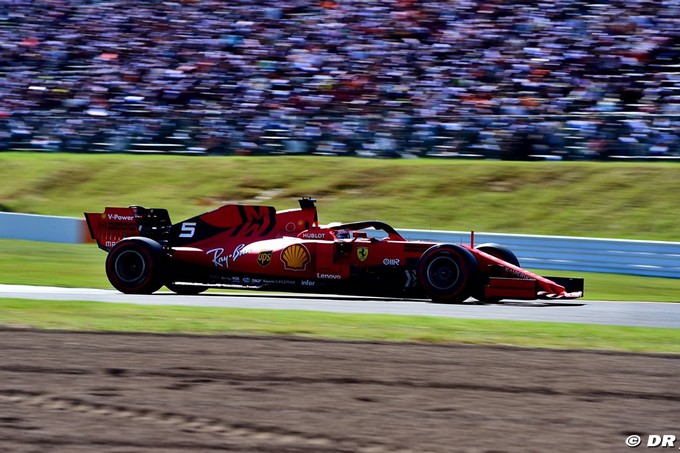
[357,246,368,262]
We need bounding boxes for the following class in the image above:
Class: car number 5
[179,222,196,238]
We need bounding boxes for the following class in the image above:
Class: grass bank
[1,153,679,240]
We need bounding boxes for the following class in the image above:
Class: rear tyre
[166,282,208,295]
[106,237,165,294]
[474,243,520,303]
[417,244,479,304]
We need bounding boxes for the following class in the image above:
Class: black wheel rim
[115,250,146,283]
[426,255,461,291]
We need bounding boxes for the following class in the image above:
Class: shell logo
[280,244,311,271]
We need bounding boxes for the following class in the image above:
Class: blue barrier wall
[0,212,87,244]
[1,212,677,278]
[400,229,680,279]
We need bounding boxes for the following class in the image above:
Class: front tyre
[417,244,479,304]
[473,243,520,303]
[106,237,165,294]
[475,243,520,267]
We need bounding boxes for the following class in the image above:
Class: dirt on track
[0,329,678,453]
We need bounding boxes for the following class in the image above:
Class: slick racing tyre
[475,243,520,267]
[417,244,479,304]
[166,282,208,295]
[473,243,520,304]
[106,237,166,294]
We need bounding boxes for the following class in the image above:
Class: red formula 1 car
[85,198,583,303]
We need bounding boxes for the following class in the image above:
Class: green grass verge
[2,239,678,302]
[0,240,107,289]
[2,153,680,240]
[0,299,678,353]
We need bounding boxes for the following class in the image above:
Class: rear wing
[84,206,171,251]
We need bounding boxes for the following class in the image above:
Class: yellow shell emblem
[280,244,311,271]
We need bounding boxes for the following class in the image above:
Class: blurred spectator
[0,0,678,159]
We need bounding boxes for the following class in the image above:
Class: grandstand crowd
[1,0,679,159]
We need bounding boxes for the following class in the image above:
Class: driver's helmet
[336,228,350,239]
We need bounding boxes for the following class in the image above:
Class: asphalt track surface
[1,284,679,328]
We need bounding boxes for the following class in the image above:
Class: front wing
[485,276,584,300]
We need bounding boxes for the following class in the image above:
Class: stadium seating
[1,0,678,159]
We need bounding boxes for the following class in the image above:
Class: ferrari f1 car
[85,198,583,303]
